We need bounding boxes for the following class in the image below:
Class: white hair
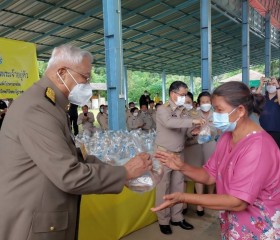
[47,44,93,69]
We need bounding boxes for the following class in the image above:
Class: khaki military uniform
[184,110,217,167]
[139,111,153,131]
[125,109,132,122]
[97,112,108,130]
[0,77,126,240]
[148,108,156,115]
[151,111,157,129]
[77,111,95,133]
[126,115,144,131]
[155,101,193,225]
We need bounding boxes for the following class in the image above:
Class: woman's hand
[151,192,185,212]
[155,151,184,171]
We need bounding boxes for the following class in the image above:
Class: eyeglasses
[66,67,91,83]
[172,91,187,97]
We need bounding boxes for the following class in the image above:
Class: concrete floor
[121,206,220,240]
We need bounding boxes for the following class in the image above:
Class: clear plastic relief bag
[197,124,212,144]
[76,129,163,193]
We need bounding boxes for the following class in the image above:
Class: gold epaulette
[45,87,56,105]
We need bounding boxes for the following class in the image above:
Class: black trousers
[267,131,280,148]
[70,114,79,136]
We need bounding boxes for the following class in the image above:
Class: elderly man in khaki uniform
[155,81,204,235]
[0,44,152,240]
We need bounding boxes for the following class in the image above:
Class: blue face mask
[212,108,240,132]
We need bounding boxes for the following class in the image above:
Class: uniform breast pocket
[28,211,68,240]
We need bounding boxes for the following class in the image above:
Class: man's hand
[191,127,200,136]
[271,77,280,88]
[124,152,152,180]
[154,151,184,171]
[82,116,89,123]
[192,118,205,126]
[260,76,266,86]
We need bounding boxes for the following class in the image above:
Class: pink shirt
[204,131,280,239]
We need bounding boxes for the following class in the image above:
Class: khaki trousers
[155,146,185,224]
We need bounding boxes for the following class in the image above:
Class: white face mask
[133,112,138,116]
[184,103,193,111]
[200,103,212,112]
[267,85,277,94]
[175,96,186,106]
[57,71,92,106]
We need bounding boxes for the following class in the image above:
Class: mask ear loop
[66,69,79,85]
[57,72,70,92]
[228,108,237,116]
[229,107,240,124]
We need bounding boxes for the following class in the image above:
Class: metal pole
[190,73,194,94]
[123,65,128,103]
[102,0,125,130]
[242,0,249,86]
[162,70,166,103]
[200,0,212,92]
[265,11,271,77]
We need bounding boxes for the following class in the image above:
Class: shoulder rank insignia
[45,87,56,105]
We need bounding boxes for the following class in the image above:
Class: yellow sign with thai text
[0,38,39,99]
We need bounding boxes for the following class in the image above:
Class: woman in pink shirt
[152,81,280,239]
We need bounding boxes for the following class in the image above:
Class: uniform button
[49,226,55,231]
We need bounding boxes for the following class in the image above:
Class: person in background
[154,81,204,235]
[148,100,156,115]
[127,107,144,131]
[152,81,280,239]
[0,99,8,130]
[184,91,217,217]
[249,93,265,125]
[181,91,199,215]
[250,86,256,93]
[126,101,135,122]
[97,104,108,130]
[77,105,95,135]
[192,101,198,110]
[183,92,195,112]
[139,104,153,131]
[68,103,79,136]
[154,92,161,104]
[258,76,280,147]
[151,103,162,130]
[0,44,152,240]
[139,90,151,108]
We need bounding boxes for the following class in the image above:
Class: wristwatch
[277,87,280,90]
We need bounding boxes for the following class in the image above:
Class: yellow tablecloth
[78,187,157,240]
